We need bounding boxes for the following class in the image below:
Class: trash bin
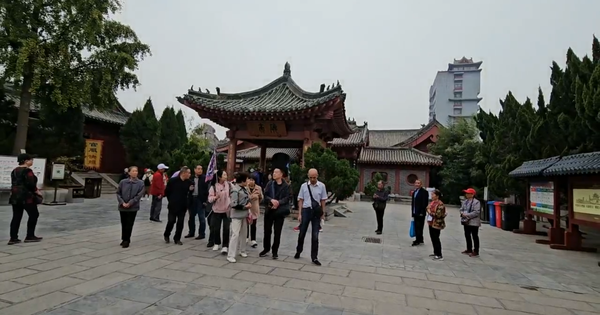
[84,178,102,198]
[487,201,496,226]
[480,201,489,222]
[494,202,503,228]
[502,204,523,231]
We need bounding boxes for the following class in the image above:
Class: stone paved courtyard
[1,197,600,315]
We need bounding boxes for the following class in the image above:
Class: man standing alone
[185,165,208,240]
[164,167,194,245]
[411,179,429,246]
[259,168,290,260]
[149,163,169,222]
[294,168,327,266]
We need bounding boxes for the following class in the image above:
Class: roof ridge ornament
[283,62,291,76]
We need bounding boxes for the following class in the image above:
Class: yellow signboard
[84,139,103,169]
[573,188,600,222]
[247,121,287,137]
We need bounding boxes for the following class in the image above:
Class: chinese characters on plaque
[247,121,287,137]
[84,139,103,169]
[573,188,600,222]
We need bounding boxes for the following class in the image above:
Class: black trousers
[246,218,257,241]
[429,225,442,257]
[120,211,137,242]
[164,207,186,241]
[296,208,320,260]
[150,195,162,220]
[187,199,206,237]
[209,212,230,246]
[263,212,285,255]
[463,225,480,253]
[10,203,39,239]
[413,215,426,243]
[374,204,385,232]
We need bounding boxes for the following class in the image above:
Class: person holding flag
[204,150,217,246]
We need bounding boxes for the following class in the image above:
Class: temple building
[179,63,442,196]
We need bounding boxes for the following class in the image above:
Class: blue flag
[205,149,217,182]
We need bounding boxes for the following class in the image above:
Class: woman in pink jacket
[208,170,231,254]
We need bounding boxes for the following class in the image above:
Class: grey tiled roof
[358,147,442,166]
[368,129,420,147]
[237,147,301,161]
[177,63,343,114]
[395,119,443,147]
[508,156,560,177]
[543,152,600,176]
[330,123,368,147]
[5,87,129,125]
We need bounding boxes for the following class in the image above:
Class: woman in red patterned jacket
[8,154,43,245]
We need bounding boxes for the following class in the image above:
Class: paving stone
[41,308,85,315]
[145,268,203,283]
[224,262,274,274]
[0,276,82,303]
[180,256,229,267]
[305,304,344,315]
[233,270,288,286]
[0,280,27,295]
[62,272,135,295]
[0,291,79,315]
[222,302,268,315]
[269,267,324,281]
[193,275,255,293]
[71,261,133,280]
[320,274,376,289]
[307,292,374,314]
[121,259,173,276]
[375,281,434,298]
[98,281,174,304]
[136,305,182,315]
[285,278,345,295]
[0,258,47,273]
[500,299,573,315]
[14,265,89,285]
[76,253,132,267]
[238,294,309,313]
[28,255,92,271]
[180,297,233,315]
[187,265,240,278]
[301,265,350,277]
[406,296,477,315]
[247,283,311,302]
[157,292,205,310]
[0,267,38,282]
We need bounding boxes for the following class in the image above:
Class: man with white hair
[294,168,327,266]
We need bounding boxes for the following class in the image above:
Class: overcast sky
[115,0,600,139]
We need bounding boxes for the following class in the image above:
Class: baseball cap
[157,163,169,170]
[463,188,476,194]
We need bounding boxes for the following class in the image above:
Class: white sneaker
[212,245,219,251]
[221,247,228,254]
[227,257,236,263]
[433,256,444,261]
[240,252,248,258]
[251,240,257,248]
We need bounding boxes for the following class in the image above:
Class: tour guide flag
[205,150,217,182]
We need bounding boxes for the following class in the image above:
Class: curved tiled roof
[395,119,443,147]
[368,129,419,147]
[508,156,560,178]
[236,147,301,161]
[330,123,368,147]
[4,86,129,125]
[358,147,442,166]
[543,152,600,176]
[177,63,343,114]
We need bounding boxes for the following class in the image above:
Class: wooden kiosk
[177,62,354,178]
[509,152,600,252]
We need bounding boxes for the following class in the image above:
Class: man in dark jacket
[411,179,429,246]
[185,165,209,240]
[164,167,193,245]
[372,181,390,235]
[259,168,290,260]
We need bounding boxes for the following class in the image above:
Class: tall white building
[428,57,482,126]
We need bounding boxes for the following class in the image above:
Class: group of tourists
[372,178,482,261]
[115,163,328,265]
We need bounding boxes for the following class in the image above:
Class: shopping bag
[409,220,415,238]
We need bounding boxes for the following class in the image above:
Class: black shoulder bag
[307,183,323,219]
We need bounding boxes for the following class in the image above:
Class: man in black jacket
[411,179,429,246]
[259,168,290,260]
[164,167,193,245]
[185,165,209,240]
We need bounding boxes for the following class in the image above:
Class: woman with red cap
[460,188,481,257]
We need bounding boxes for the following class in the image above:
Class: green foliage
[0,87,16,153]
[175,110,188,143]
[289,143,359,201]
[0,0,151,153]
[170,140,211,171]
[120,98,159,168]
[473,35,600,199]
[429,119,486,203]
[364,172,384,197]
[158,107,183,163]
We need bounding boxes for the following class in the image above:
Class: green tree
[0,86,16,153]
[120,98,159,168]
[175,109,188,145]
[429,119,486,203]
[158,107,182,161]
[0,0,151,154]
[289,143,359,202]
[170,140,211,171]
[364,172,384,197]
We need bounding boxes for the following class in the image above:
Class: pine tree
[120,99,160,168]
[158,107,182,163]
[175,109,188,145]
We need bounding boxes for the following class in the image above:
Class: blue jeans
[296,207,321,260]
[187,198,206,237]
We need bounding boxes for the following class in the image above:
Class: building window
[407,174,418,185]
[371,172,388,182]
[453,108,462,115]
[454,92,462,98]
[454,82,462,90]
[454,73,463,80]
[453,101,462,107]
